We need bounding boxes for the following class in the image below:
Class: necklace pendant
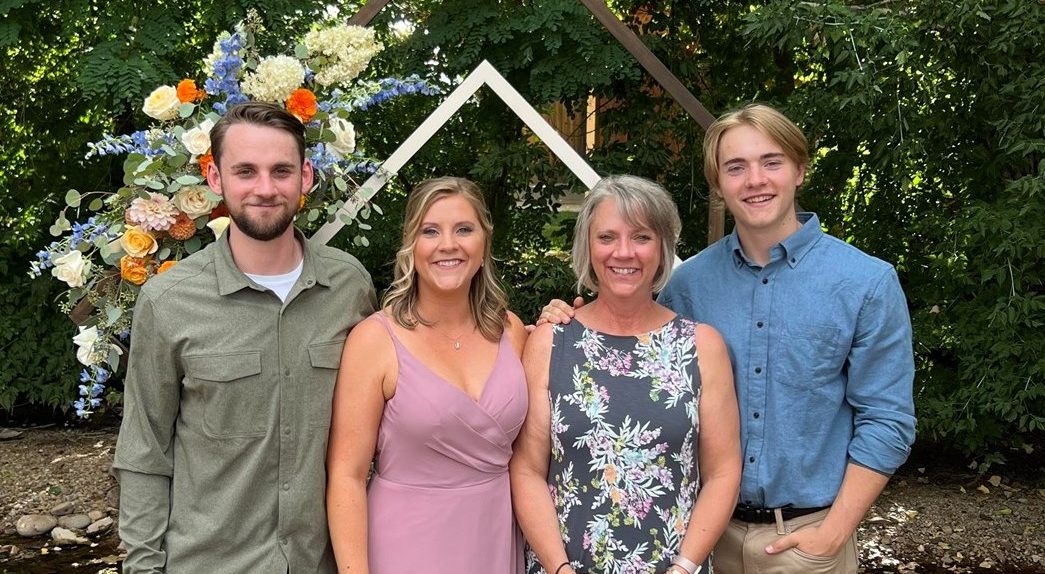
[453,340,461,350]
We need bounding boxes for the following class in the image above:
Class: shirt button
[756,321,764,328]
[283,427,291,435]
[754,367,762,374]
[753,412,760,419]
[284,368,291,377]
[761,278,769,285]
[790,257,796,264]
[306,279,314,286]
[282,482,290,491]
[748,456,755,463]
[280,538,288,546]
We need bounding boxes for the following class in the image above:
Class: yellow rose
[120,256,150,286]
[120,226,158,258]
[143,85,181,121]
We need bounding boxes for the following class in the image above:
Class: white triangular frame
[311,59,601,245]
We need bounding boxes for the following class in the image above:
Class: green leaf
[307,209,320,222]
[334,177,348,191]
[105,306,122,326]
[178,103,195,118]
[88,198,104,211]
[65,189,81,208]
[176,174,202,185]
[184,237,202,254]
[168,154,189,169]
[295,43,309,59]
[158,247,171,260]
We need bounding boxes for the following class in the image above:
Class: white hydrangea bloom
[304,25,383,86]
[241,55,306,102]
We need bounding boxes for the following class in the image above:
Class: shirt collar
[215,228,328,296]
[727,212,823,269]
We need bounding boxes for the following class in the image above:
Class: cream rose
[142,85,181,121]
[207,216,231,238]
[327,117,356,159]
[120,226,158,258]
[181,119,214,156]
[51,250,89,288]
[173,185,220,219]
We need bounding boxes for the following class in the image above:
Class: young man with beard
[113,102,376,574]
[541,104,916,574]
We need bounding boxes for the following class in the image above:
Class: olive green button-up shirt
[113,231,376,574]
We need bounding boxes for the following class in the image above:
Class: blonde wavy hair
[382,177,508,342]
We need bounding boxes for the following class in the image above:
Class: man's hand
[534,296,584,327]
[764,524,846,558]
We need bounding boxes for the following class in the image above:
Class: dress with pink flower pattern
[527,317,708,574]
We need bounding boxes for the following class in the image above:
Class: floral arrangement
[30,12,438,417]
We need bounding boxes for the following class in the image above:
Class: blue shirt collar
[727,212,823,269]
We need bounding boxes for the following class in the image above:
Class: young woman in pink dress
[326,177,527,573]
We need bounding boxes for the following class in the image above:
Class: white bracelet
[672,555,699,574]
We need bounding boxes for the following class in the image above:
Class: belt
[732,504,828,523]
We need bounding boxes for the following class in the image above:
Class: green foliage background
[1,0,1041,464]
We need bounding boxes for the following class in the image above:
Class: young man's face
[715,124,806,240]
[207,123,313,242]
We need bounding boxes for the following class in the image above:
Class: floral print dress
[526,317,707,574]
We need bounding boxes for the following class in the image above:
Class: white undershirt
[245,259,304,303]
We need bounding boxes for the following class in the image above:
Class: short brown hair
[703,104,809,192]
[209,102,306,167]
[382,177,509,342]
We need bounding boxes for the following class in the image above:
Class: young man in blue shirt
[541,104,916,573]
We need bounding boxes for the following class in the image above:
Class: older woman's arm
[509,323,574,574]
[326,317,395,574]
[674,324,741,570]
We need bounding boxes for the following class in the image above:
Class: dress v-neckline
[385,322,504,404]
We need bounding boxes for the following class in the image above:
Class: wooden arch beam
[346,0,725,243]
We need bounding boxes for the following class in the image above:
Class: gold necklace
[431,324,473,350]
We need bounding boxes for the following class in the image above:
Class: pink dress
[367,314,527,573]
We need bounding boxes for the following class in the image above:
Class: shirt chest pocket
[776,323,848,394]
[183,351,266,438]
[307,340,344,430]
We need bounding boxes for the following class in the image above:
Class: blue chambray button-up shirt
[659,213,916,509]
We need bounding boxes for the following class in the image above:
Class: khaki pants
[712,509,857,574]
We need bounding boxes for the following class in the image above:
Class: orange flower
[156,260,177,274]
[286,88,317,123]
[198,152,214,177]
[167,212,196,240]
[209,201,228,220]
[120,255,150,286]
[176,79,205,103]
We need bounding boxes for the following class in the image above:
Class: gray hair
[571,175,681,294]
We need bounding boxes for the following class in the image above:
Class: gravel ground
[1,427,1043,573]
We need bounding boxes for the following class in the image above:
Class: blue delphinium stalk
[86,131,166,159]
[206,33,247,116]
[74,366,110,418]
[353,76,440,111]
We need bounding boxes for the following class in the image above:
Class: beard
[227,201,298,241]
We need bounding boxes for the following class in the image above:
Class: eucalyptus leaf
[88,198,104,211]
[295,43,309,59]
[307,209,320,222]
[158,247,171,260]
[178,103,195,118]
[176,174,202,185]
[106,306,123,326]
[145,180,165,191]
[184,237,202,254]
[168,154,189,169]
[65,189,81,208]
[357,222,372,231]
[334,177,348,192]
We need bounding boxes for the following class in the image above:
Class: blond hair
[703,104,809,192]
[572,175,681,294]
[383,177,508,341]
